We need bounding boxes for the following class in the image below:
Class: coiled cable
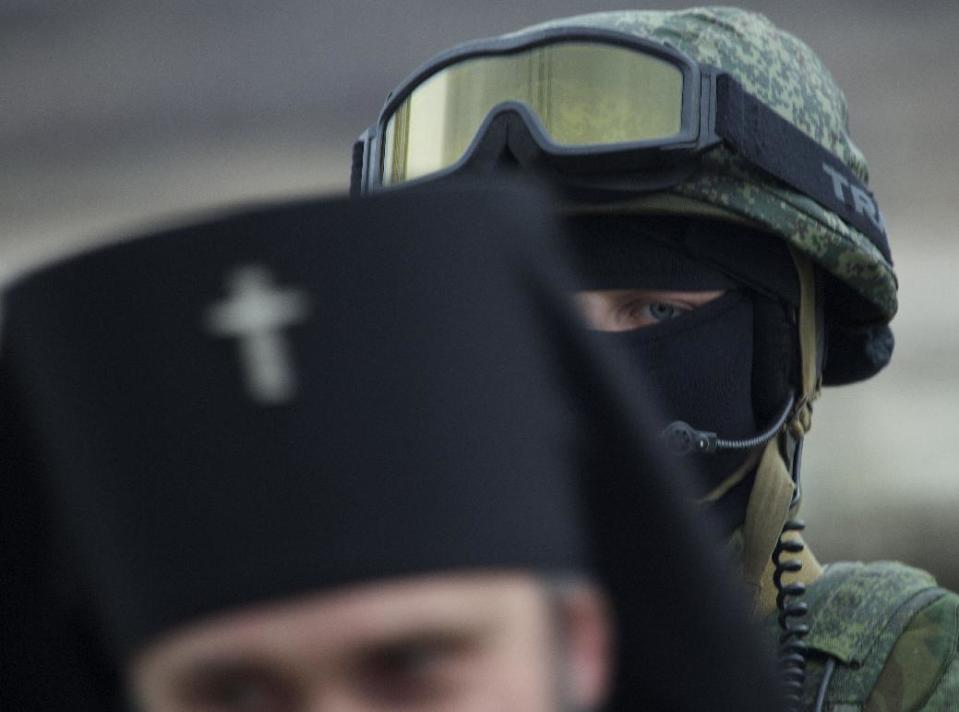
[773,519,810,712]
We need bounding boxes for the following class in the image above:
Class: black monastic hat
[1,183,784,711]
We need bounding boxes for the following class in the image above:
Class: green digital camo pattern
[865,594,959,711]
[514,7,898,324]
[916,658,959,711]
[761,562,959,711]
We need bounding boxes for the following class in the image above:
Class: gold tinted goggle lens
[382,41,684,186]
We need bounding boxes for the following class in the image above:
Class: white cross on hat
[205,265,311,405]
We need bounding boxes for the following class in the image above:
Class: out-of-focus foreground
[2,1,957,589]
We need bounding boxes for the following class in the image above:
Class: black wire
[716,393,795,450]
[773,519,809,712]
[661,392,796,455]
[814,658,836,712]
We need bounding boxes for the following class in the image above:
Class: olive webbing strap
[792,250,822,427]
[742,251,821,613]
[741,437,795,613]
[697,447,762,506]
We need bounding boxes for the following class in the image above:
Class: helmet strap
[697,447,762,505]
[741,437,795,612]
[740,249,822,614]
[792,248,823,416]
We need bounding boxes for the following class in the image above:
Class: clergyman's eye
[356,635,476,706]
[181,667,290,712]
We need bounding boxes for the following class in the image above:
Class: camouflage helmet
[512,7,897,384]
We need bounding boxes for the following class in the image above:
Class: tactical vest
[763,561,959,711]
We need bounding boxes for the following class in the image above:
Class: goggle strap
[715,75,891,263]
[351,131,370,198]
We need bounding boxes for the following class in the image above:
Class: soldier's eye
[647,302,685,322]
[617,300,690,329]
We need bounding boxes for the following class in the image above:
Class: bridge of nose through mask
[565,214,801,533]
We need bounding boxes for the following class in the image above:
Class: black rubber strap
[715,74,891,262]
[350,136,366,198]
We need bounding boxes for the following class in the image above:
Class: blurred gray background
[2,1,957,588]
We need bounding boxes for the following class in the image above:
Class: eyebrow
[169,621,495,683]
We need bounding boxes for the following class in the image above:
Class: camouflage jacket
[763,561,959,711]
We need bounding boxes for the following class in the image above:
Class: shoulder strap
[803,562,947,705]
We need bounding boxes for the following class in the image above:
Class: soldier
[351,8,959,711]
[1,186,784,711]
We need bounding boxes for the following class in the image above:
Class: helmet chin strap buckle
[785,429,804,509]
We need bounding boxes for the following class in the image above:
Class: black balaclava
[1,185,784,712]
[566,214,800,533]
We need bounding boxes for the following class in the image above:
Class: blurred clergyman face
[131,573,610,712]
[574,289,726,332]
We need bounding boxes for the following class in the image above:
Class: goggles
[352,28,890,261]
